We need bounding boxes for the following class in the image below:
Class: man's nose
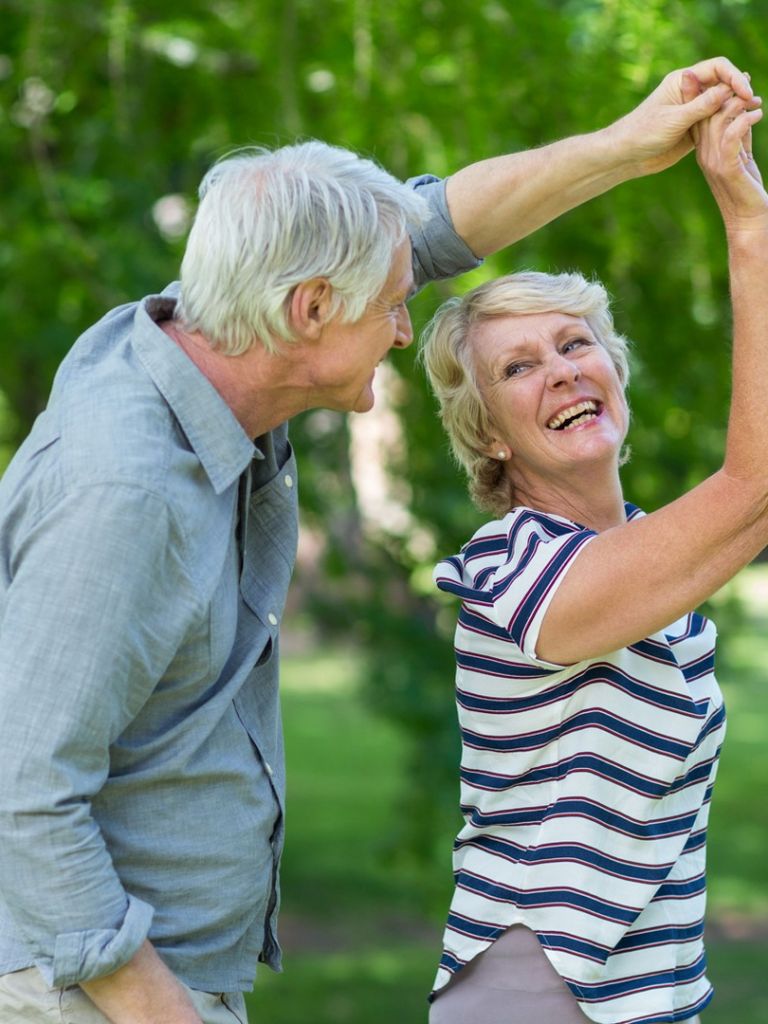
[392,306,413,349]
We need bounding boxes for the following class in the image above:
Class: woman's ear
[288,278,334,340]
[480,436,512,462]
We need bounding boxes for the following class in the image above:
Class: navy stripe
[460,751,707,799]
[574,949,706,999]
[455,660,703,718]
[629,636,679,667]
[461,796,699,839]
[455,651,548,680]
[445,912,504,941]
[622,989,714,1024]
[462,533,509,561]
[538,931,610,963]
[457,605,515,641]
[438,950,465,975]
[455,834,675,883]
[653,873,706,901]
[435,574,495,604]
[680,651,716,681]
[697,703,725,743]
[667,611,709,646]
[456,870,638,924]
[461,708,694,759]
[682,829,706,854]
[614,921,705,952]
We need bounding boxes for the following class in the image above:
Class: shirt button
[268,612,278,626]
[264,762,274,777]
[284,474,293,488]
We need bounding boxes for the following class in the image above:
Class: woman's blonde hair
[420,271,630,517]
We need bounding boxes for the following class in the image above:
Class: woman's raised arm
[537,96,768,665]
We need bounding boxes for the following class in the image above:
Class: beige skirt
[429,925,702,1024]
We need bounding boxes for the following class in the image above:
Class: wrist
[597,118,649,180]
[585,121,638,179]
[725,213,768,246]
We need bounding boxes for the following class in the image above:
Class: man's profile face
[307,239,414,414]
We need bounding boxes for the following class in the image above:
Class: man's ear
[288,278,334,341]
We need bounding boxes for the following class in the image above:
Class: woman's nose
[546,353,580,387]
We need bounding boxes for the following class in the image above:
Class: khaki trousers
[429,925,703,1024]
[0,966,249,1024]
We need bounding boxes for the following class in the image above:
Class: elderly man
[0,59,755,1024]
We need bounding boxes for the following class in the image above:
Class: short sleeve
[405,175,483,290]
[490,528,595,665]
[435,514,596,669]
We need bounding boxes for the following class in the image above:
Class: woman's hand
[695,90,766,230]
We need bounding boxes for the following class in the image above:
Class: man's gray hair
[420,271,631,517]
[176,141,429,354]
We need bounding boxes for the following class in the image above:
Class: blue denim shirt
[0,176,481,991]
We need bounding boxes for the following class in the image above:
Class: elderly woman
[421,93,766,1024]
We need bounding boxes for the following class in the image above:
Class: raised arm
[536,92,768,665]
[447,57,758,257]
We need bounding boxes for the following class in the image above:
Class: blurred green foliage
[2,0,767,865]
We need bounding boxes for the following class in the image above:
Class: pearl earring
[497,450,507,460]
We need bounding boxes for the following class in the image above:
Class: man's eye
[504,363,526,377]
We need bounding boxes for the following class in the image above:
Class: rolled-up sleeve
[0,483,199,986]
[406,174,483,289]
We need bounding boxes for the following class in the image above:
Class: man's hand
[608,56,760,176]
[80,941,203,1024]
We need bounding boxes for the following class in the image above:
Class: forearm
[445,127,634,257]
[81,941,202,1024]
[723,224,768,480]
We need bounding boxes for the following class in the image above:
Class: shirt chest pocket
[239,459,298,634]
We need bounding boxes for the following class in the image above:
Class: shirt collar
[130,287,258,494]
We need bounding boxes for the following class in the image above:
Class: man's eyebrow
[396,276,415,301]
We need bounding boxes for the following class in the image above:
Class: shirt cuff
[38,893,155,988]
[406,174,483,290]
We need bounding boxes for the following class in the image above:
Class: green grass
[707,570,768,918]
[244,574,768,1022]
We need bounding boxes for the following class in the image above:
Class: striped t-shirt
[432,503,725,1024]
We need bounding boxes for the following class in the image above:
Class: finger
[723,108,763,157]
[686,56,753,102]
[681,70,702,104]
[715,95,749,123]
[681,81,734,125]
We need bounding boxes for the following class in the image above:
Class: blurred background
[1,0,767,1019]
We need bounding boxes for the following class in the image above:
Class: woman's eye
[504,363,526,377]
[562,337,590,354]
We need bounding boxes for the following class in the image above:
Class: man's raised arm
[446,56,758,257]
